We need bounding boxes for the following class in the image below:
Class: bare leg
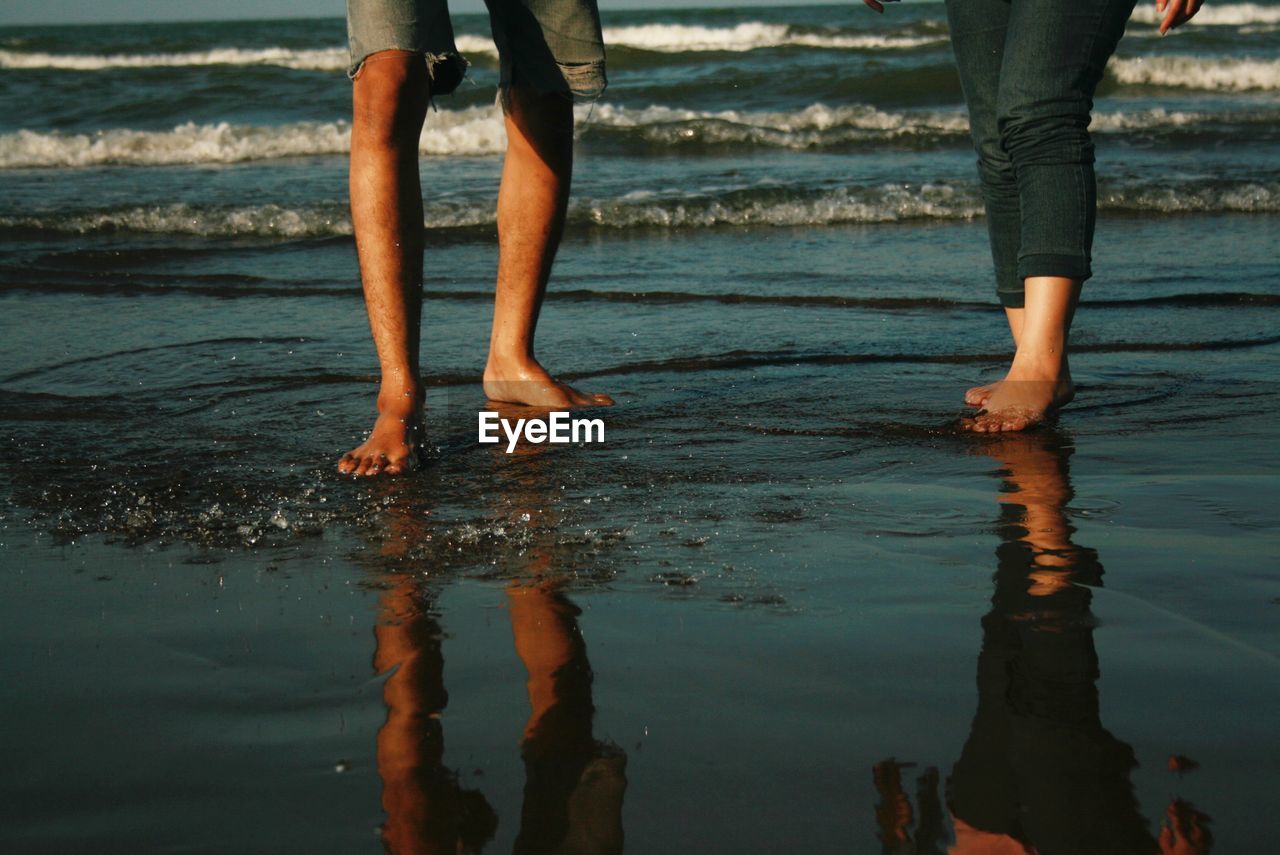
[965,306,1025,407]
[964,276,1078,433]
[339,52,428,476]
[481,85,612,409]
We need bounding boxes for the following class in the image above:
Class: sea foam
[599,22,941,52]
[0,46,350,71]
[0,22,940,72]
[1129,3,1280,25]
[5,180,1275,238]
[1110,55,1280,91]
[6,102,1275,169]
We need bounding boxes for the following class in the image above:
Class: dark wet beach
[3,4,1280,852]
[3,215,1279,851]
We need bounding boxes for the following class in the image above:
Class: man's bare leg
[964,277,1078,432]
[481,85,613,408]
[339,52,428,476]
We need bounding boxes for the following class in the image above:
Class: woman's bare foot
[338,388,423,476]
[965,380,1002,408]
[963,361,1074,433]
[483,356,613,408]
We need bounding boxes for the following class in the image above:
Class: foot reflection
[368,402,625,853]
[875,431,1213,854]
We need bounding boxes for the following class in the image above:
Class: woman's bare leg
[964,277,1078,432]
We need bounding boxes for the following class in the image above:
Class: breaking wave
[1109,55,1280,91]
[3,179,1276,238]
[0,45,351,71]
[0,22,943,73]
[8,102,1276,169]
[1129,3,1280,25]
[599,22,942,52]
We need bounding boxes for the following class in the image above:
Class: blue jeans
[347,0,606,100]
[946,0,1137,307]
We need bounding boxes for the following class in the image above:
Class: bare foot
[963,364,1074,433]
[338,390,423,476]
[965,361,1074,409]
[483,357,613,408]
[964,380,1001,408]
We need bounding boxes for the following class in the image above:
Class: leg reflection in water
[497,398,627,854]
[368,404,625,854]
[873,432,1213,855]
[375,577,499,855]
[509,582,627,854]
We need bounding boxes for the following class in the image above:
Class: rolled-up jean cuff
[1017,253,1092,283]
[997,289,1026,309]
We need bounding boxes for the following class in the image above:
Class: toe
[590,392,615,406]
[337,453,357,474]
[383,452,414,475]
[1001,416,1029,432]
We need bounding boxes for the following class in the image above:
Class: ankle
[376,381,423,417]
[1011,340,1068,372]
[485,348,538,375]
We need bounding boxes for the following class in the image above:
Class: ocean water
[1,3,1279,853]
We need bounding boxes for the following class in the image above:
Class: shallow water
[3,227,1279,848]
[3,3,1280,852]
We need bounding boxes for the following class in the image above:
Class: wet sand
[2,215,1278,849]
[6,5,1280,847]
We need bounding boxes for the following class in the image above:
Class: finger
[1185,0,1205,24]
[1156,0,1167,11]
[1160,0,1184,33]
[864,0,885,12]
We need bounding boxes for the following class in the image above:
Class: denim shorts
[346,0,607,100]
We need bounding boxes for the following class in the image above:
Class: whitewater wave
[0,108,506,168]
[4,180,1275,238]
[1110,55,1280,91]
[1100,181,1280,214]
[600,22,942,52]
[0,46,351,71]
[0,186,979,238]
[1129,3,1280,26]
[0,23,942,72]
[9,102,1274,169]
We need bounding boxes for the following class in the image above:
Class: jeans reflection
[875,432,1212,855]
[367,403,625,854]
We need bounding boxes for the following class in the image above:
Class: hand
[1158,800,1212,855]
[862,0,901,13]
[1155,0,1205,34]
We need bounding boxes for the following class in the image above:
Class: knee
[975,137,1014,187]
[352,52,429,147]
[997,109,1094,168]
